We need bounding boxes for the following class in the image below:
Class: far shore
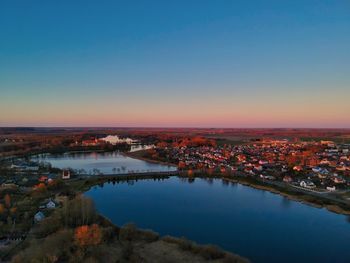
[7,147,350,216]
[124,149,177,167]
[183,174,350,216]
[118,149,350,216]
[101,150,350,215]
[223,177,350,215]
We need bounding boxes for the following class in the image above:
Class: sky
[0,0,349,128]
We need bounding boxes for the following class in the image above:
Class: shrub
[119,223,138,242]
[33,215,61,238]
[223,253,250,263]
[11,229,73,263]
[199,244,225,260]
[177,237,195,251]
[121,242,133,260]
[162,235,179,244]
[102,226,117,243]
[137,229,159,242]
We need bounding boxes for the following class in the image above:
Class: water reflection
[281,196,291,208]
[32,151,177,175]
[86,177,350,263]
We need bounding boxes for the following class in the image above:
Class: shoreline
[77,171,350,216]
[186,174,350,216]
[121,150,350,216]
[8,147,350,216]
[124,150,178,167]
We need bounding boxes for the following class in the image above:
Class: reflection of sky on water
[33,151,176,174]
[86,177,350,263]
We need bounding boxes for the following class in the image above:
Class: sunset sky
[1,0,349,127]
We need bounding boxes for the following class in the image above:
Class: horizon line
[1,126,350,130]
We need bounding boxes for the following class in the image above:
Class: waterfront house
[300,180,316,189]
[326,186,336,191]
[331,176,345,184]
[293,166,303,172]
[312,167,322,173]
[283,176,293,183]
[254,164,263,171]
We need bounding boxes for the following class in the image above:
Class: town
[1,128,350,262]
[148,139,350,193]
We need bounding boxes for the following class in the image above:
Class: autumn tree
[34,183,47,192]
[178,161,186,170]
[156,142,168,148]
[0,203,5,214]
[4,194,11,208]
[187,169,194,176]
[74,224,102,247]
[10,207,17,215]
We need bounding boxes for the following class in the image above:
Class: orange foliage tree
[4,194,11,208]
[0,204,5,214]
[178,161,186,169]
[187,169,194,176]
[156,142,168,148]
[10,207,17,215]
[74,224,102,247]
[33,183,47,191]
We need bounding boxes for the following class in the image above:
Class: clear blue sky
[1,0,349,127]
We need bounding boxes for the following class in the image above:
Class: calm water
[86,177,350,263]
[33,151,176,174]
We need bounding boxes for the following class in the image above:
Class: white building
[326,186,336,191]
[100,135,137,145]
[300,180,316,189]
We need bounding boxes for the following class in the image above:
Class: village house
[62,170,71,179]
[82,138,99,146]
[293,165,303,172]
[46,200,56,209]
[34,211,45,222]
[326,186,336,191]
[283,176,293,183]
[300,180,316,189]
[39,175,48,182]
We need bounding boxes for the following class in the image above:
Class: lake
[86,177,350,263]
[32,151,176,175]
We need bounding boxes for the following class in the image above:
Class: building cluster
[81,135,137,146]
[157,140,350,191]
[0,159,72,192]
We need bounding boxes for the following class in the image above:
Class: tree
[0,203,5,215]
[4,194,11,208]
[10,207,17,215]
[61,195,97,227]
[34,183,47,192]
[74,224,102,247]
